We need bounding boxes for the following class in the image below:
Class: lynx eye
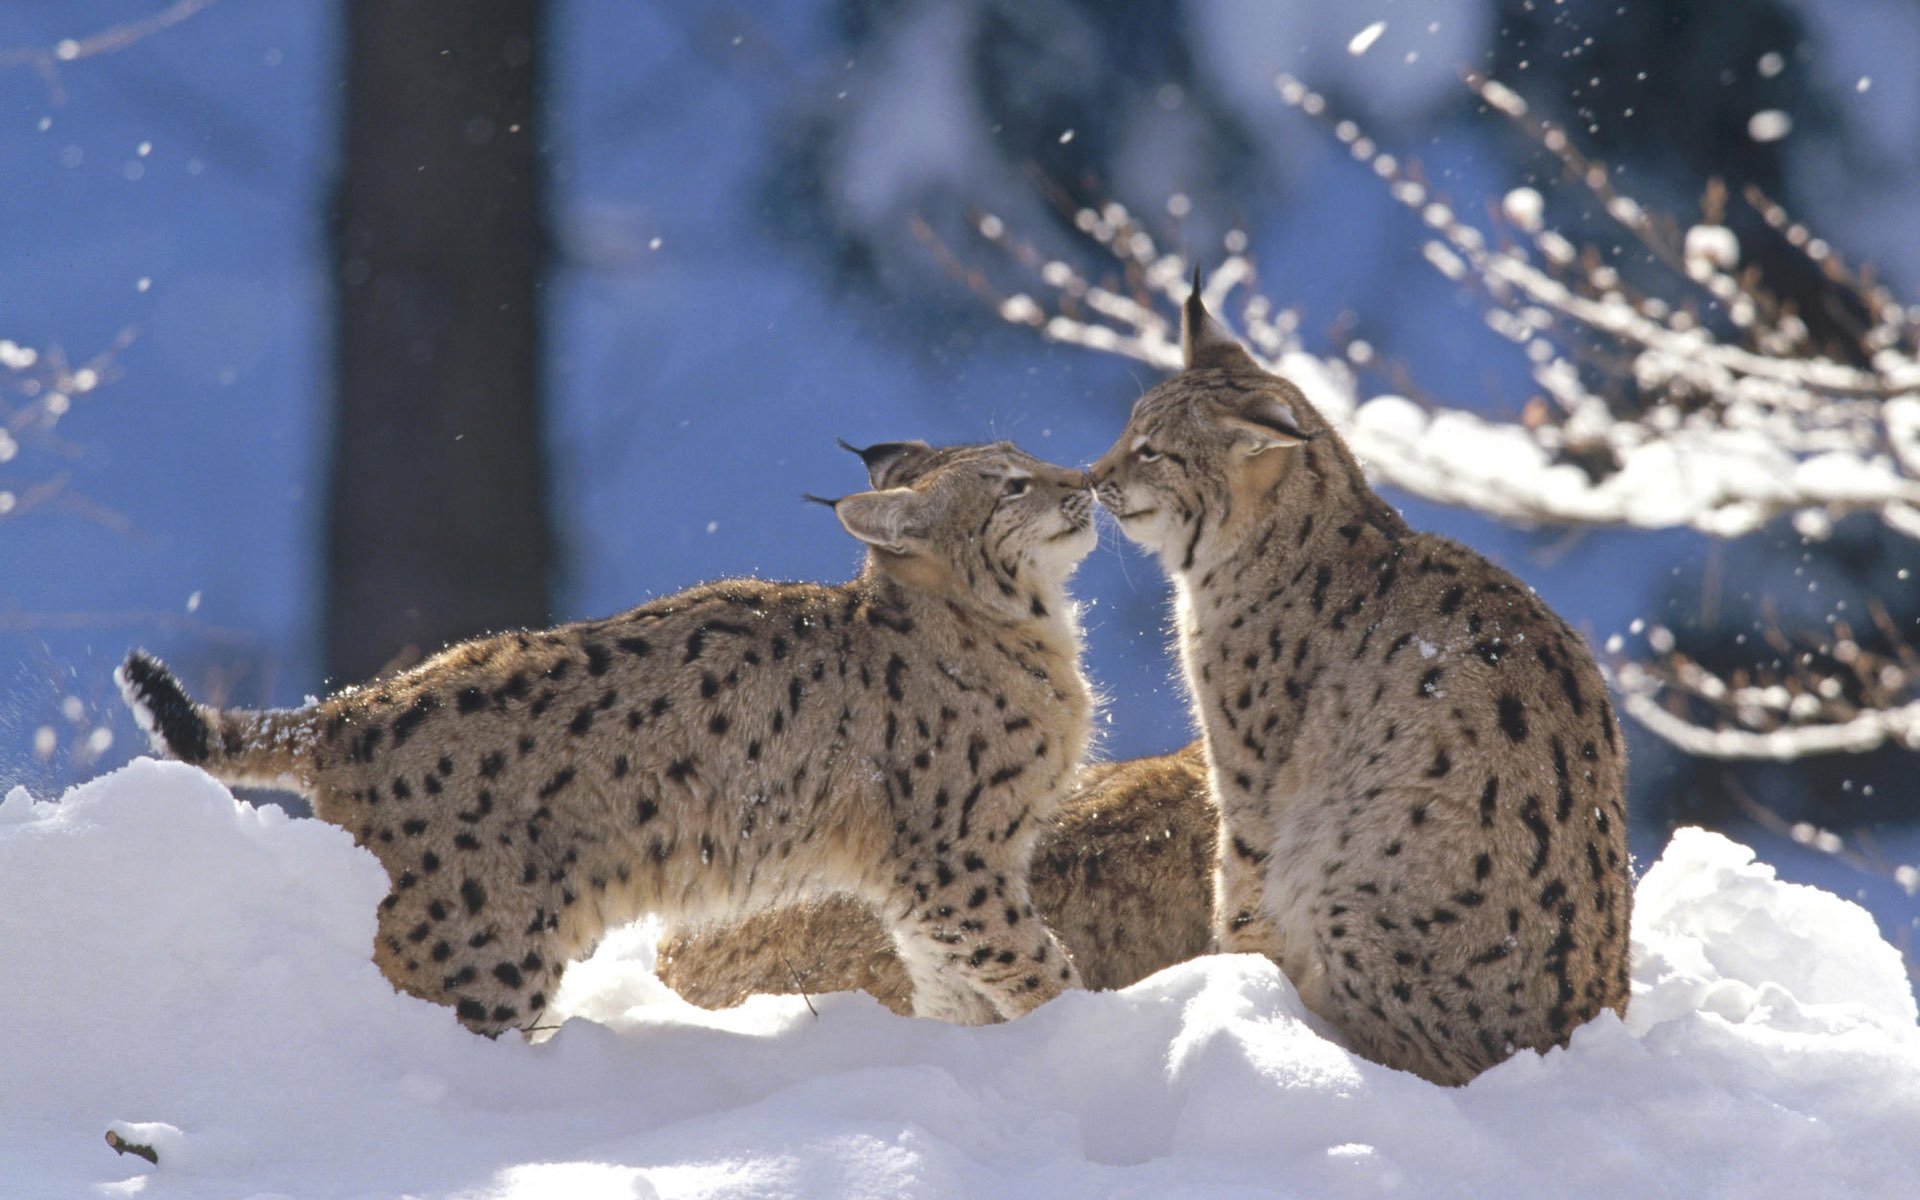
[1135,445,1164,464]
[1002,476,1031,498]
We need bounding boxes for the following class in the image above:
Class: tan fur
[122,443,1100,1032]
[1085,290,1632,1084]
[658,743,1214,1011]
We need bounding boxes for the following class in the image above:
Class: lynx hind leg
[888,872,1081,1024]
[370,875,569,1035]
[657,897,914,1015]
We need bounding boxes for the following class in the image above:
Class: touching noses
[1086,450,1120,489]
[1041,462,1095,493]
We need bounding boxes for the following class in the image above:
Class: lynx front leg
[1214,815,1283,957]
[888,873,1081,1023]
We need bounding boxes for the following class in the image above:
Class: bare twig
[780,954,819,1017]
[0,0,222,104]
[104,1129,158,1165]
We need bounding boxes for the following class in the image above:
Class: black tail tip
[116,651,210,763]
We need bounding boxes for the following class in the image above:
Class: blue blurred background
[2,0,1915,955]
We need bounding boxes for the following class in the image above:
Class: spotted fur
[1085,282,1632,1084]
[658,742,1214,1012]
[120,442,1098,1032]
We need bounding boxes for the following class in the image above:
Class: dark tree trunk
[327,1,553,685]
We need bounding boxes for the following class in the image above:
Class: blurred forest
[0,0,1914,958]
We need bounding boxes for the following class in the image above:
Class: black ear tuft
[802,493,841,509]
[837,439,935,488]
[1182,268,1262,374]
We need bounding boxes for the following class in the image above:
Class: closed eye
[1135,446,1163,464]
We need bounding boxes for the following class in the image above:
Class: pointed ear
[1183,267,1262,373]
[838,439,935,489]
[1205,393,1313,454]
[834,488,932,554]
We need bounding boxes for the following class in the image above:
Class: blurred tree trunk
[327,1,553,685]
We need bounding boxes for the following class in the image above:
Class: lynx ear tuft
[833,488,931,554]
[1182,269,1263,374]
[837,439,935,489]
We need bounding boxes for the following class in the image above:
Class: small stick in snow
[104,1129,159,1165]
[780,955,819,1018]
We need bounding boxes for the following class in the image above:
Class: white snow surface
[4,759,1918,1199]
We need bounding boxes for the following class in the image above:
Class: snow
[1345,21,1387,57]
[1500,186,1544,232]
[4,761,1917,1198]
[1748,109,1795,142]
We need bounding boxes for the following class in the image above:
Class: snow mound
[3,761,1917,1198]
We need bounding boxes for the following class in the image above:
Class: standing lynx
[120,441,1097,1031]
[656,444,1217,1013]
[1087,280,1631,1084]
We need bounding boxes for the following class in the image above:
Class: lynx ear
[833,488,933,554]
[1206,392,1313,454]
[837,439,935,489]
[1182,268,1262,373]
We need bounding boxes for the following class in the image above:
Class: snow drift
[2,759,1916,1198]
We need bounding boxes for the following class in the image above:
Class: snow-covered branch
[958,75,1920,762]
[1613,606,1920,759]
[0,330,133,521]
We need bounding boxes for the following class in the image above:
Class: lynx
[1086,280,1631,1084]
[658,743,1213,1013]
[120,441,1098,1032]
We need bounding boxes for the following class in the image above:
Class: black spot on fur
[1496,694,1529,743]
[351,725,385,763]
[390,694,438,746]
[460,879,487,915]
[1520,794,1552,876]
[584,643,611,676]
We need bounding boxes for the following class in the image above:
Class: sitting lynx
[120,441,1098,1031]
[658,743,1214,1013]
[1086,279,1631,1084]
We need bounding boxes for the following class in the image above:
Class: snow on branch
[951,75,1920,761]
[1613,604,1920,759]
[966,88,1920,543]
[0,330,134,522]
